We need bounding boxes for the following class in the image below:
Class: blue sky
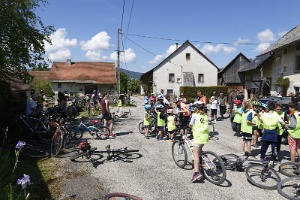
[36,0,300,73]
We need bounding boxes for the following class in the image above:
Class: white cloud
[201,44,236,54]
[85,50,101,61]
[48,49,71,61]
[45,28,77,53]
[149,44,178,64]
[234,38,251,46]
[257,29,275,43]
[255,43,271,52]
[109,48,137,63]
[80,32,111,51]
[278,31,288,37]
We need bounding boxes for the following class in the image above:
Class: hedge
[180,86,229,102]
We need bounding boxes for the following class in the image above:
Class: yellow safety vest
[167,116,176,131]
[288,113,300,139]
[241,110,252,134]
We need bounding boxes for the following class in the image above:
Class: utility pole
[117,28,121,96]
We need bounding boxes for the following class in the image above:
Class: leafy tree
[127,78,140,94]
[31,79,54,96]
[0,0,54,83]
[120,71,129,94]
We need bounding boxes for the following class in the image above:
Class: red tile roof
[49,61,116,84]
[28,71,50,81]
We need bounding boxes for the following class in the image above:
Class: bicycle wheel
[51,130,63,157]
[245,164,281,190]
[138,122,145,134]
[20,145,50,158]
[113,114,119,122]
[104,192,141,200]
[279,162,300,177]
[278,176,300,200]
[201,151,227,185]
[70,125,84,140]
[172,140,188,168]
[70,147,97,161]
[95,126,110,139]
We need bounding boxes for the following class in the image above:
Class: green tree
[31,79,54,96]
[0,0,54,83]
[120,71,129,94]
[127,78,140,94]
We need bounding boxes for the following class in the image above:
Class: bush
[180,86,229,101]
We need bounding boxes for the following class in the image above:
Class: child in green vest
[117,96,122,112]
[286,102,300,162]
[241,100,253,155]
[251,101,260,148]
[143,105,152,139]
[167,109,176,142]
[260,101,285,161]
[275,102,288,160]
[233,100,243,137]
[189,101,209,183]
[156,104,166,141]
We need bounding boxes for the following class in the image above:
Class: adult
[219,93,227,119]
[26,93,38,117]
[176,98,191,137]
[197,90,207,105]
[91,90,99,115]
[180,93,187,103]
[101,92,115,138]
[236,90,244,101]
[210,91,219,122]
[57,91,67,119]
[228,90,234,116]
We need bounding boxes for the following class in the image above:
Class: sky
[36,0,300,73]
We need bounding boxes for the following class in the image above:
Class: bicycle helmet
[167,109,173,114]
[144,99,149,104]
[259,102,267,108]
[78,142,91,152]
[193,101,205,109]
[235,100,242,105]
[252,101,260,106]
[144,104,151,110]
[156,104,164,109]
[157,95,164,100]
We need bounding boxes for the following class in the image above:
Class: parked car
[259,96,291,113]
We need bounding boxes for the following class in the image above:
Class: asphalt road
[58,95,291,200]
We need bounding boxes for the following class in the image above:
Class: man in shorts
[101,92,115,138]
[176,98,190,137]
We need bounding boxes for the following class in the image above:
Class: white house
[258,24,300,96]
[140,40,219,96]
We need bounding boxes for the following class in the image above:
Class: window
[58,83,62,88]
[186,53,190,61]
[283,66,287,73]
[296,55,300,71]
[198,74,204,82]
[169,73,175,82]
[277,66,281,76]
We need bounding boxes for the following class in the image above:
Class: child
[143,104,152,139]
[286,102,300,162]
[233,100,243,137]
[117,96,122,113]
[275,102,288,160]
[156,104,166,141]
[189,101,209,183]
[251,101,260,148]
[260,101,285,161]
[241,100,253,155]
[257,104,266,137]
[167,109,176,142]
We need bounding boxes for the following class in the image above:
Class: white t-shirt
[210,96,218,110]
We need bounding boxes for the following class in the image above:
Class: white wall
[153,44,218,95]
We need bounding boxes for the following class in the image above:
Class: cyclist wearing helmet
[233,100,243,137]
[189,101,209,182]
[167,109,175,142]
[275,102,288,161]
[156,104,166,140]
[143,104,152,139]
[154,95,164,113]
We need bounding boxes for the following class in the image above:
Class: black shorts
[211,109,217,116]
[253,126,258,131]
[103,113,112,121]
[181,116,190,129]
[241,132,252,141]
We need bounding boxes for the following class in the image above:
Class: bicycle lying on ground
[279,162,300,177]
[277,176,300,200]
[172,134,226,185]
[70,143,140,167]
[220,152,261,171]
[245,160,281,190]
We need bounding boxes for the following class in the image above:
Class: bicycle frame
[19,114,51,138]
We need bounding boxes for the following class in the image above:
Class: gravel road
[56,95,291,200]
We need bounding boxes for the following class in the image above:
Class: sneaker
[109,134,116,139]
[156,135,160,141]
[252,144,259,148]
[145,135,149,139]
[191,172,203,183]
[214,120,217,123]
[241,152,245,156]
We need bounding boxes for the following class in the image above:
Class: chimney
[67,58,71,66]
[175,43,178,50]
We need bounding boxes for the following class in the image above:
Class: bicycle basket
[78,142,91,152]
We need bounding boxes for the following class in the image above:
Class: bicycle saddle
[91,119,99,124]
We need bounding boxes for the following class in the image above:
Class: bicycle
[279,162,300,177]
[104,192,141,200]
[245,160,281,190]
[138,112,157,136]
[129,99,137,106]
[171,135,227,185]
[70,143,139,167]
[220,152,262,171]
[20,141,50,158]
[277,176,300,200]
[71,117,110,140]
